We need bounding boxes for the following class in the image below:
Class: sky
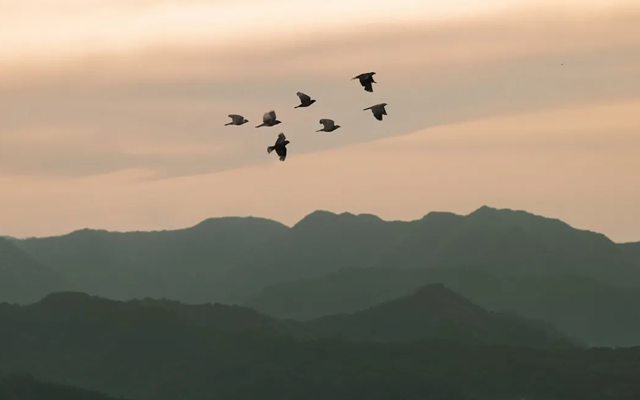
[0,0,639,242]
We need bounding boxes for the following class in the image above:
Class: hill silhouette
[0,288,569,348]
[0,238,71,304]
[1,291,639,400]
[0,373,127,400]
[306,284,578,347]
[247,266,640,346]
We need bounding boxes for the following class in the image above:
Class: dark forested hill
[0,238,71,304]
[306,283,579,348]
[0,291,638,400]
[0,374,127,400]
[0,287,572,348]
[247,266,640,347]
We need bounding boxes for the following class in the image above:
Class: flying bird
[225,114,248,126]
[316,119,341,132]
[267,133,289,161]
[352,72,376,92]
[256,110,282,128]
[363,103,388,121]
[295,92,316,108]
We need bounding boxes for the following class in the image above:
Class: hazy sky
[1,0,639,242]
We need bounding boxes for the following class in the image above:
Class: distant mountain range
[0,284,576,349]
[3,206,640,346]
[0,238,70,304]
[2,287,637,400]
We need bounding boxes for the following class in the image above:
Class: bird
[295,92,316,108]
[363,103,388,121]
[225,114,248,126]
[352,72,376,92]
[316,119,341,132]
[267,133,289,161]
[256,110,281,128]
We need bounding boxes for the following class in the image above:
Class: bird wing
[276,133,286,145]
[320,119,334,129]
[263,110,275,123]
[373,110,383,121]
[229,114,243,123]
[363,81,373,92]
[297,92,311,103]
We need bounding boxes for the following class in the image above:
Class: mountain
[620,241,640,266]
[306,284,578,347]
[0,287,568,349]
[247,266,640,347]
[14,206,640,305]
[1,292,639,400]
[0,373,128,400]
[0,238,71,304]
[9,206,640,345]
[0,291,312,339]
[13,217,290,304]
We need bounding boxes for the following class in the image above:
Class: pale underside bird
[352,72,376,92]
[267,133,290,161]
[316,119,341,132]
[363,103,388,121]
[295,92,316,108]
[256,110,282,128]
[225,114,248,126]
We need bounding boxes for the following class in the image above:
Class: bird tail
[225,122,233,126]
[294,105,300,109]
[363,107,371,111]
[316,129,323,132]
[256,123,265,128]
[279,156,286,161]
[267,146,275,154]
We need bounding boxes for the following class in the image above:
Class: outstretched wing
[363,80,373,92]
[297,92,311,103]
[354,72,374,80]
[373,109,383,121]
[229,114,243,123]
[263,110,276,124]
[276,132,286,145]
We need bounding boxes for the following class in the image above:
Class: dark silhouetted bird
[267,133,289,161]
[316,119,341,132]
[352,72,376,92]
[295,92,316,108]
[363,103,388,121]
[225,114,248,126]
[256,110,282,128]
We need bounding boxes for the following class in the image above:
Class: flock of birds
[224,72,388,162]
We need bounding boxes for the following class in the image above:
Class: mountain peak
[190,216,288,231]
[386,283,480,312]
[293,210,358,229]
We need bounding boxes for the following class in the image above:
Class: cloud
[0,4,639,180]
